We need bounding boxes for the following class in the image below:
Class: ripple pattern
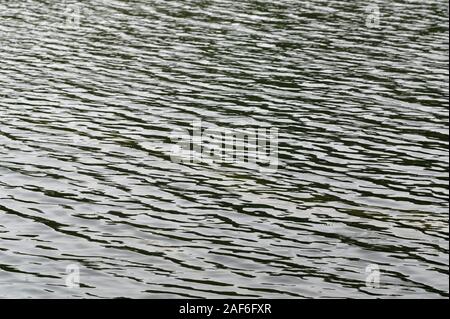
[0,0,448,298]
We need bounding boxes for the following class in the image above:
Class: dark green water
[0,0,448,298]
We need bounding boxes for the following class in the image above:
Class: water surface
[0,0,448,298]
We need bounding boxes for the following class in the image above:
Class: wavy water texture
[0,0,448,298]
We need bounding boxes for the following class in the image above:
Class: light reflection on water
[0,0,448,298]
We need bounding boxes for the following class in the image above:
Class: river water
[0,0,448,298]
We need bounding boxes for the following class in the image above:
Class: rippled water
[0,0,448,298]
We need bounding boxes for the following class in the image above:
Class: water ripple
[0,0,448,298]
